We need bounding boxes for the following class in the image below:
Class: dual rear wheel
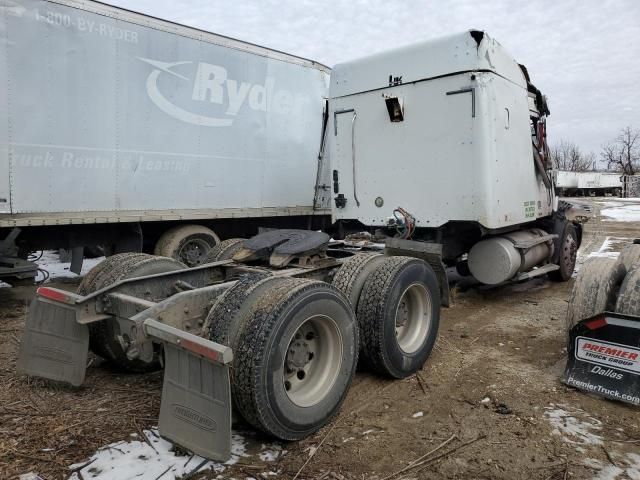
[206,275,358,440]
[333,254,440,378]
[81,251,440,441]
[203,253,440,440]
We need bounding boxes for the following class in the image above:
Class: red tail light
[37,287,73,304]
[583,317,607,330]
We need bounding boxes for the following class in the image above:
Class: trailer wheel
[232,278,358,440]
[616,244,640,273]
[332,253,386,307]
[357,256,440,378]
[154,225,220,267]
[615,266,640,315]
[204,238,245,263]
[79,253,186,371]
[566,256,625,330]
[549,223,578,282]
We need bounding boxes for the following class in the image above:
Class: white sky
[111,0,640,156]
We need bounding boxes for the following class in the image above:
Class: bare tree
[601,126,640,175]
[550,140,593,171]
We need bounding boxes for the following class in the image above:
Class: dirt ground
[1,197,639,480]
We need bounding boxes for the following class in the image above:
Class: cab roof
[330,30,527,98]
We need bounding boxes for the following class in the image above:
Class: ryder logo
[139,57,302,127]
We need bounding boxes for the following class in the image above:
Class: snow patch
[601,204,640,222]
[67,428,282,480]
[588,236,627,259]
[37,250,104,282]
[258,444,285,462]
[543,405,603,445]
[584,453,640,480]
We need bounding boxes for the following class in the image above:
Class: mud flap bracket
[144,319,234,461]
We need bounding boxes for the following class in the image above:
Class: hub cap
[178,239,210,266]
[395,283,432,354]
[284,315,343,407]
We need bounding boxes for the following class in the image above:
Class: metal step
[513,233,558,250]
[515,263,559,281]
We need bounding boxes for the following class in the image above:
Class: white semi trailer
[554,171,623,197]
[17,12,583,464]
[0,0,332,283]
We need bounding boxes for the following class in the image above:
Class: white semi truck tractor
[18,28,581,461]
[326,30,579,285]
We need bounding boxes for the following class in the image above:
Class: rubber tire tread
[332,253,386,307]
[356,256,439,378]
[153,224,220,264]
[566,256,625,330]
[203,238,245,263]
[79,253,185,371]
[616,244,640,274]
[231,277,307,431]
[78,253,150,359]
[203,272,272,343]
[615,265,640,315]
[232,278,357,439]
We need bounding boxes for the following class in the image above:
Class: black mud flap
[563,312,640,407]
[145,319,233,461]
[16,297,89,387]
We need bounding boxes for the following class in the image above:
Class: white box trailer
[577,172,622,192]
[555,170,579,190]
[554,170,622,196]
[0,0,331,281]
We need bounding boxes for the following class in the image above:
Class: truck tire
[332,253,386,307]
[565,256,625,331]
[78,253,186,371]
[549,222,578,282]
[357,256,440,378]
[154,225,220,267]
[203,272,273,344]
[203,238,245,263]
[615,266,640,315]
[232,278,358,440]
[616,244,640,273]
[78,253,150,359]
